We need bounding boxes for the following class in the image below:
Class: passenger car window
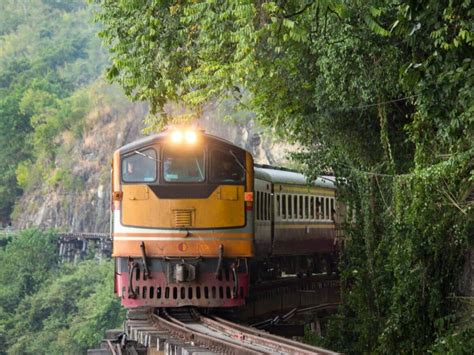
[276,195,281,217]
[299,195,304,219]
[316,197,321,219]
[305,196,309,219]
[293,195,298,219]
[288,195,292,219]
[255,191,262,219]
[163,148,205,183]
[267,193,271,220]
[122,149,157,183]
[210,149,244,183]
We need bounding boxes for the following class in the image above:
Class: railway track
[113,306,338,354]
[90,274,340,354]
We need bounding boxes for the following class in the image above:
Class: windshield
[163,148,205,183]
[210,149,245,183]
[122,149,157,183]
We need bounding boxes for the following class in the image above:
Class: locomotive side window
[163,148,205,183]
[310,196,314,220]
[282,194,287,219]
[122,149,157,183]
[210,149,244,183]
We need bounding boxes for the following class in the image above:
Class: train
[111,128,340,309]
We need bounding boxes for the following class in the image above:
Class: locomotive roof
[116,132,335,188]
[116,131,248,154]
[254,165,336,188]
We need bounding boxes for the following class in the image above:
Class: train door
[253,178,272,258]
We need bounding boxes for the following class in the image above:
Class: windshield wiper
[229,150,249,178]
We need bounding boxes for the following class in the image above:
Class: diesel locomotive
[111,129,339,309]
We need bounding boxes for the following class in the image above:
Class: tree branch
[283,1,314,18]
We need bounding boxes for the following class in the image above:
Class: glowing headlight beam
[185,130,197,144]
[171,131,183,143]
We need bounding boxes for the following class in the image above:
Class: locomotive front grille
[173,209,194,227]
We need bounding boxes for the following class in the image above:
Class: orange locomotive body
[112,129,339,309]
[112,130,254,308]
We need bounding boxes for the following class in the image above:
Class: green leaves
[363,13,390,37]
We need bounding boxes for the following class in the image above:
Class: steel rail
[203,314,338,355]
[123,305,339,354]
[150,312,260,354]
[151,308,338,355]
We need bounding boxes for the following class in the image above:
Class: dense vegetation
[0,0,107,224]
[96,0,473,353]
[0,229,123,354]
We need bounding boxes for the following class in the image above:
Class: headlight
[185,130,197,144]
[171,130,183,143]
